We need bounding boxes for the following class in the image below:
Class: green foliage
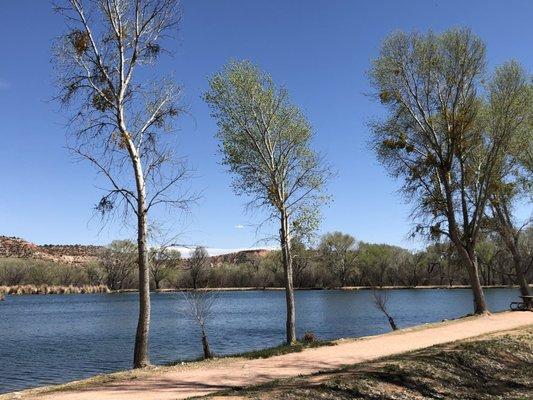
[204,60,330,232]
[2,231,530,291]
[101,240,137,290]
[150,248,181,289]
[319,232,358,287]
[369,29,532,238]
[0,258,97,287]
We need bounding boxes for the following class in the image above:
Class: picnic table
[510,295,533,311]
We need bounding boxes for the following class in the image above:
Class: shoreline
[2,312,532,400]
[0,284,527,296]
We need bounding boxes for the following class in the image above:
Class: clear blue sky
[0,0,531,250]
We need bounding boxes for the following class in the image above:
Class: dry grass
[216,327,533,399]
[0,284,109,295]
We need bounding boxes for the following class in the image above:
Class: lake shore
[3,311,532,400]
[0,284,527,296]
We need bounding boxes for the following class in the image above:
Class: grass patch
[235,340,334,359]
[166,340,335,366]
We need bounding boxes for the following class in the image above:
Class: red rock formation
[0,236,104,264]
[209,249,271,267]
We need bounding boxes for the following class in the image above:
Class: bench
[510,295,533,311]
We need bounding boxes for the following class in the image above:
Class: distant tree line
[2,228,531,290]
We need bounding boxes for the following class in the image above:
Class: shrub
[302,331,317,344]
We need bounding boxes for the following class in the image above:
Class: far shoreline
[1,284,529,296]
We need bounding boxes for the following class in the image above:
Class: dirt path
[10,311,533,400]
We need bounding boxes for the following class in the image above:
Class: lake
[0,288,519,394]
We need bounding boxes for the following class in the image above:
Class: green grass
[165,339,335,366]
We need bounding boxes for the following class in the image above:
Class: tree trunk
[440,169,488,314]
[491,201,531,297]
[201,327,212,359]
[456,244,489,314]
[387,315,398,331]
[515,259,531,298]
[501,231,530,296]
[507,245,531,298]
[340,270,346,288]
[280,208,296,344]
[133,160,151,368]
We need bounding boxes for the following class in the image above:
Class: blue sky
[0,0,531,250]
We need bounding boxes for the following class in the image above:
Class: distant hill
[0,236,103,265]
[0,235,271,267]
[209,249,271,266]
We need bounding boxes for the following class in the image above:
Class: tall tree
[369,28,525,314]
[204,61,330,344]
[53,0,190,367]
[318,232,358,287]
[484,62,532,298]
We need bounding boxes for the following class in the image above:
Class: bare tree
[372,289,398,331]
[204,61,331,344]
[53,0,191,368]
[186,246,209,289]
[181,290,218,359]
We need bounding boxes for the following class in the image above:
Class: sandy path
[11,311,533,400]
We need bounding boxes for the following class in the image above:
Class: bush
[302,331,317,344]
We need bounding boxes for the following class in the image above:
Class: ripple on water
[0,288,519,393]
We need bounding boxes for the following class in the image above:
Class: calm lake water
[0,288,519,394]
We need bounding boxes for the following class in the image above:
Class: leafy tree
[319,232,358,287]
[419,243,452,286]
[483,62,532,297]
[101,240,137,290]
[204,61,330,343]
[357,243,403,287]
[476,238,499,286]
[369,28,528,314]
[53,0,191,367]
[150,248,181,290]
[290,238,314,287]
[187,246,210,289]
